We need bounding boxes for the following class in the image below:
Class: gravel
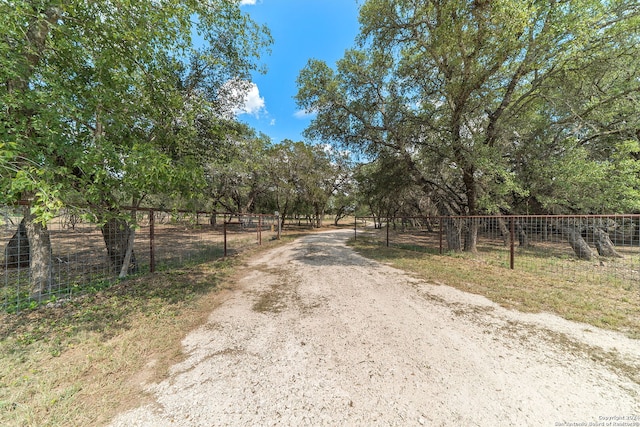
[110,229,640,426]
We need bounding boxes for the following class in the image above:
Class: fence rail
[1,207,279,312]
[355,214,640,289]
[6,211,638,312]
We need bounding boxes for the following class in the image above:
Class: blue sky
[235,0,362,143]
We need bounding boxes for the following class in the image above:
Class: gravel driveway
[111,229,640,426]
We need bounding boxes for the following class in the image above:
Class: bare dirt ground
[110,229,640,426]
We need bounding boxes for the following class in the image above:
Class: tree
[204,128,273,215]
[510,44,640,214]
[297,0,640,253]
[353,152,428,228]
[260,140,346,228]
[324,148,355,226]
[1,0,271,291]
[296,144,351,228]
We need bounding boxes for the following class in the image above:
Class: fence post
[386,217,390,247]
[510,216,515,270]
[223,221,228,257]
[149,209,155,273]
[439,217,443,254]
[354,216,357,241]
[276,212,281,239]
[258,215,262,245]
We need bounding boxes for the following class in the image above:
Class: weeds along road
[111,229,640,426]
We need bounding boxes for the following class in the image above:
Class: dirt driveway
[111,229,640,426]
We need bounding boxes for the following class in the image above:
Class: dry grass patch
[0,261,233,426]
[348,237,640,339]
[0,234,298,427]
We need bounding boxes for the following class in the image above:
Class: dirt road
[111,229,640,426]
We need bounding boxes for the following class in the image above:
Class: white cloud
[294,109,316,119]
[269,119,276,126]
[235,83,266,118]
[239,0,257,5]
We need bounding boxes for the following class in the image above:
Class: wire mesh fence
[1,207,279,312]
[355,215,640,290]
[7,210,637,312]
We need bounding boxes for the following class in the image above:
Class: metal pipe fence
[355,214,640,289]
[1,207,279,312]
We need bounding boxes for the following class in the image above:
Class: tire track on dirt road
[111,229,640,426]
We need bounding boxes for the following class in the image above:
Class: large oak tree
[297,0,640,252]
[1,0,271,294]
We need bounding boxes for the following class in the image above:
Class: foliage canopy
[0,0,272,221]
[297,0,640,218]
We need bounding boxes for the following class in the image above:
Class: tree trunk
[564,226,594,261]
[461,162,479,253]
[101,217,137,275]
[423,217,433,232]
[334,208,344,226]
[279,204,288,229]
[593,228,623,258]
[315,205,323,228]
[5,218,30,268]
[463,217,478,253]
[118,227,136,278]
[497,216,510,247]
[444,217,463,252]
[517,222,530,247]
[23,209,54,299]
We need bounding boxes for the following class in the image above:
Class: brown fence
[355,215,640,288]
[1,208,279,312]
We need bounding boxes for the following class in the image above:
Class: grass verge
[0,235,294,427]
[348,236,640,340]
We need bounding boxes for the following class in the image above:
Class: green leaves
[530,140,640,214]
[298,0,640,216]
[1,0,272,222]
